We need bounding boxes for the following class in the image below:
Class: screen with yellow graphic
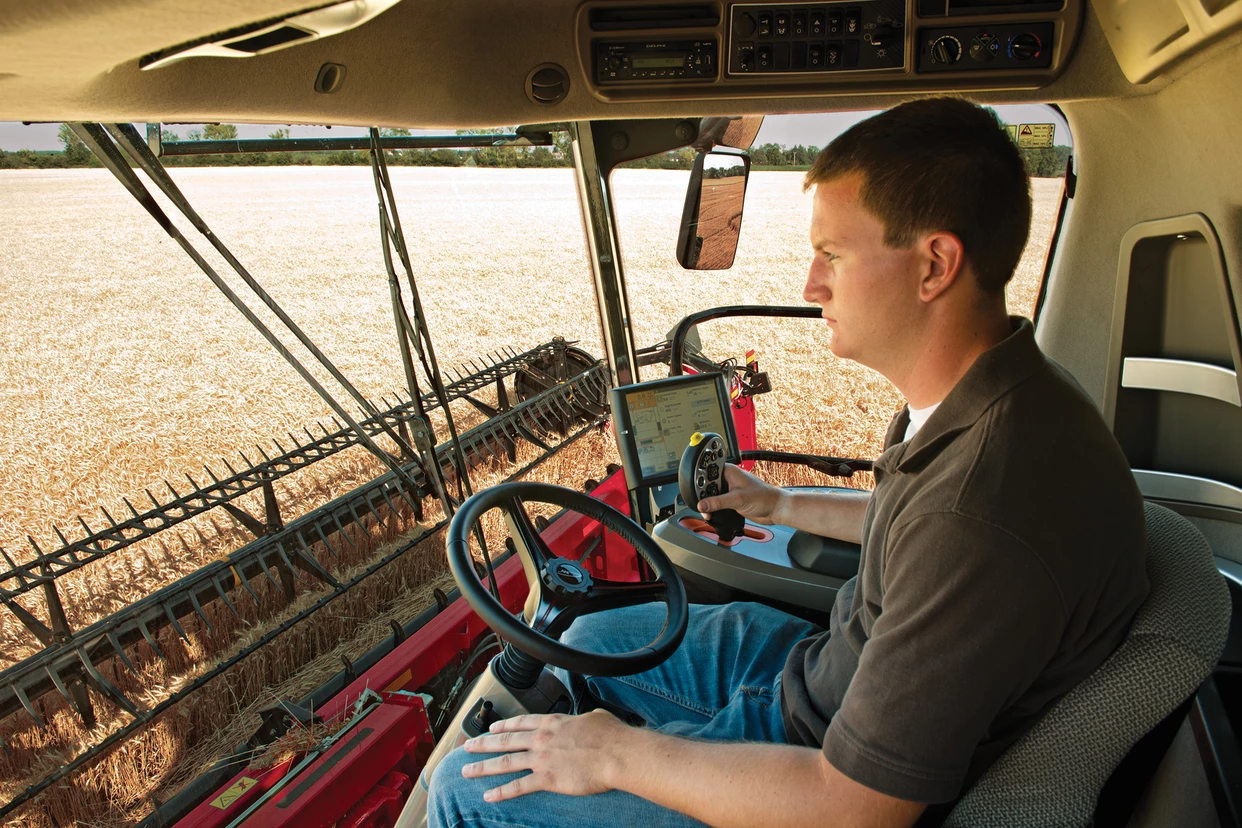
[626,380,729,480]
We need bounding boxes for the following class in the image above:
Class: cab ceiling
[0,0,1157,127]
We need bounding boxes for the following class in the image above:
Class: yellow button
[689,432,704,447]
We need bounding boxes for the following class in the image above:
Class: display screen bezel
[609,372,741,490]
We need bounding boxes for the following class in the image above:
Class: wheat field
[0,167,1061,824]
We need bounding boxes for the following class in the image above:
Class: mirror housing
[677,151,751,270]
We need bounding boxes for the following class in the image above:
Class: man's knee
[427,745,485,828]
[560,603,668,653]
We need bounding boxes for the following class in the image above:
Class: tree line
[1,124,1071,177]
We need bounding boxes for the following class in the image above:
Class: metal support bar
[570,121,640,389]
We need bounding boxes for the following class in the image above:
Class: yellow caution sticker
[1017,123,1055,148]
[209,776,258,810]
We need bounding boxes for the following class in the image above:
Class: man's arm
[460,710,926,828]
[697,464,871,544]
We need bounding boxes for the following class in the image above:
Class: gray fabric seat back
[945,502,1232,827]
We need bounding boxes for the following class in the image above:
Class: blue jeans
[428,601,821,828]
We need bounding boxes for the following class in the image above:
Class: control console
[917,21,1054,72]
[728,0,908,74]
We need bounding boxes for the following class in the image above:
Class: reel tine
[145,488,162,510]
[44,664,73,706]
[233,561,261,605]
[210,573,239,618]
[330,513,357,550]
[107,630,138,674]
[186,588,214,634]
[255,549,281,590]
[314,525,339,559]
[100,506,119,528]
[76,648,140,717]
[0,547,28,589]
[14,683,46,728]
[137,616,166,661]
[294,536,340,587]
[163,600,190,643]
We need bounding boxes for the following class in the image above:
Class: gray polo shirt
[780,318,1149,804]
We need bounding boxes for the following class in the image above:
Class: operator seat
[944,502,1231,827]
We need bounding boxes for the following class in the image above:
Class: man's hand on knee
[460,709,634,802]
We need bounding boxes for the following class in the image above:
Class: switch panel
[916,22,1054,72]
[730,0,907,75]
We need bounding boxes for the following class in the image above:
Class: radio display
[632,56,684,68]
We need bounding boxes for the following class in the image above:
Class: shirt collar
[874,317,1046,475]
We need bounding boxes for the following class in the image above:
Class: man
[429,97,1148,827]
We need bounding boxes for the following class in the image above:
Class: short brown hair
[804,98,1032,293]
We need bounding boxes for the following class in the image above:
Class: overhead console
[576,0,1082,101]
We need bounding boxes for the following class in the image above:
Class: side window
[611,105,1072,486]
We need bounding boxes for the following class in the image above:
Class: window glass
[610,104,1072,483]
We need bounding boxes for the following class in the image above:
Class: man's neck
[893,307,1013,410]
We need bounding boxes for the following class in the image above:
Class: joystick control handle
[679,432,745,543]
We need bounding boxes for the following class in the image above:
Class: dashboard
[578,0,1082,102]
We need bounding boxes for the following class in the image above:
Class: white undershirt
[903,402,942,442]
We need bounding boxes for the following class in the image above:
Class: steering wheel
[446,481,688,676]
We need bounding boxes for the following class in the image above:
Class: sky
[0,104,1071,152]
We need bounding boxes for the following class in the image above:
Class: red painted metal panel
[242,694,431,828]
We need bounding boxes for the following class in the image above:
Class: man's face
[802,175,924,375]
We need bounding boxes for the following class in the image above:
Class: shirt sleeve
[821,510,1065,803]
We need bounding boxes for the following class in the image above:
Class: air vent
[589,5,720,30]
[224,25,313,54]
[526,64,570,105]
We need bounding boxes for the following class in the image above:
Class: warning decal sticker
[1017,123,1055,148]
[209,776,258,810]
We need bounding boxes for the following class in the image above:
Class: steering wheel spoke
[583,578,669,615]
[500,495,553,569]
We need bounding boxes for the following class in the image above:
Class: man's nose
[803,266,824,303]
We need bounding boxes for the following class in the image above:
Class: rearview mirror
[677,151,750,270]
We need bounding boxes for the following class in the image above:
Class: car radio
[596,39,719,83]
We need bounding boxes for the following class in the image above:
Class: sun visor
[140,0,404,71]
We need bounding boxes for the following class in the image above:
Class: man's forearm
[772,488,870,544]
[609,727,831,828]
[607,727,922,828]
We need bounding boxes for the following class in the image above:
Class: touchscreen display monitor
[610,373,740,489]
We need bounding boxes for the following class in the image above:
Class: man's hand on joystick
[696,465,787,527]
[678,432,746,542]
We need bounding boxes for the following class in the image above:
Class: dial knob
[930,35,962,65]
[1009,32,1042,60]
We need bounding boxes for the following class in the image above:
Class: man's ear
[918,231,967,303]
